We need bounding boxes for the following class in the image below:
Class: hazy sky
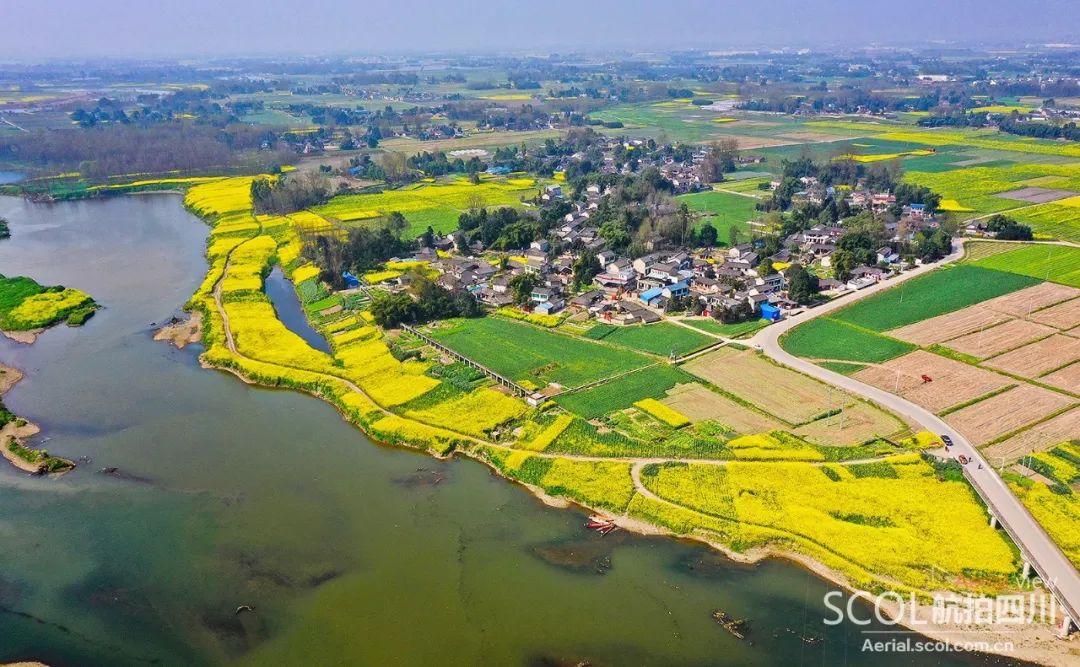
[2,0,1078,59]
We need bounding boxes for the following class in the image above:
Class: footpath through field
[750,240,1080,633]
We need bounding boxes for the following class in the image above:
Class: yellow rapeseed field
[644,459,1017,591]
[634,398,690,428]
[405,388,527,437]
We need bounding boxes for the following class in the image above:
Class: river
[0,194,1017,666]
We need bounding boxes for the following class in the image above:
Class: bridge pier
[1058,614,1076,638]
[989,514,999,529]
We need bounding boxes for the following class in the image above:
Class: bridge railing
[962,467,1080,628]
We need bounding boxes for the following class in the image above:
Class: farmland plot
[1042,362,1080,394]
[554,365,693,419]
[945,319,1056,359]
[971,245,1080,288]
[660,383,783,433]
[887,306,1011,346]
[1030,297,1080,331]
[983,334,1080,379]
[984,408,1080,461]
[853,351,1013,413]
[945,385,1074,446]
[832,266,1038,332]
[602,322,714,356]
[979,282,1080,317]
[683,347,838,424]
[427,317,650,389]
[793,401,906,447]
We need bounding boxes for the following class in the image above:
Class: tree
[465,192,486,212]
[0,217,9,240]
[386,211,409,237]
[508,273,537,306]
[831,248,855,283]
[419,226,435,249]
[698,222,718,248]
[786,264,819,305]
[370,292,419,328]
[727,226,740,247]
[572,252,602,290]
[984,214,1033,241]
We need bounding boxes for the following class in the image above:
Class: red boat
[585,515,620,535]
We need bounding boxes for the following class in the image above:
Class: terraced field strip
[683,347,841,425]
[983,334,1080,380]
[944,384,1076,446]
[982,408,1080,461]
[852,350,1014,414]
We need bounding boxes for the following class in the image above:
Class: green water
[0,195,1016,666]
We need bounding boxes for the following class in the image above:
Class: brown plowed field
[660,383,783,434]
[945,319,1056,359]
[1041,362,1080,394]
[888,307,1011,346]
[982,408,1080,461]
[1030,298,1080,331]
[984,334,1080,379]
[945,385,1075,445]
[852,350,1013,413]
[684,347,836,424]
[979,282,1080,317]
[793,401,905,447]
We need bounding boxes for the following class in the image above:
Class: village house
[877,246,901,264]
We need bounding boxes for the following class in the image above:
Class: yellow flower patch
[292,264,320,284]
[633,399,690,428]
[5,289,94,329]
[405,387,527,437]
[520,414,574,451]
[725,432,825,461]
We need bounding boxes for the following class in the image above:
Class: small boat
[712,610,750,640]
[585,515,620,535]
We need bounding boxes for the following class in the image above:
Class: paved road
[747,242,1080,631]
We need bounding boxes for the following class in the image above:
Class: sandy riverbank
[0,362,71,474]
[1,328,42,344]
[154,311,203,349]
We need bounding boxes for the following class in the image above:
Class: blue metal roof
[639,287,664,302]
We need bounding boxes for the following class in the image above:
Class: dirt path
[484,440,897,468]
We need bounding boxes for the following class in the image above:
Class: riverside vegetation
[0,274,94,472]
[177,174,1028,604]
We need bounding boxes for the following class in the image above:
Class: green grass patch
[831,265,1040,332]
[428,316,651,389]
[0,274,97,331]
[602,322,714,356]
[782,318,915,363]
[677,189,757,240]
[819,361,868,375]
[680,318,768,338]
[969,245,1080,288]
[555,365,694,419]
[582,323,617,340]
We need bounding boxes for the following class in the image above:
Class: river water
[0,194,1017,666]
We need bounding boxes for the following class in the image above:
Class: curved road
[747,241,1080,632]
